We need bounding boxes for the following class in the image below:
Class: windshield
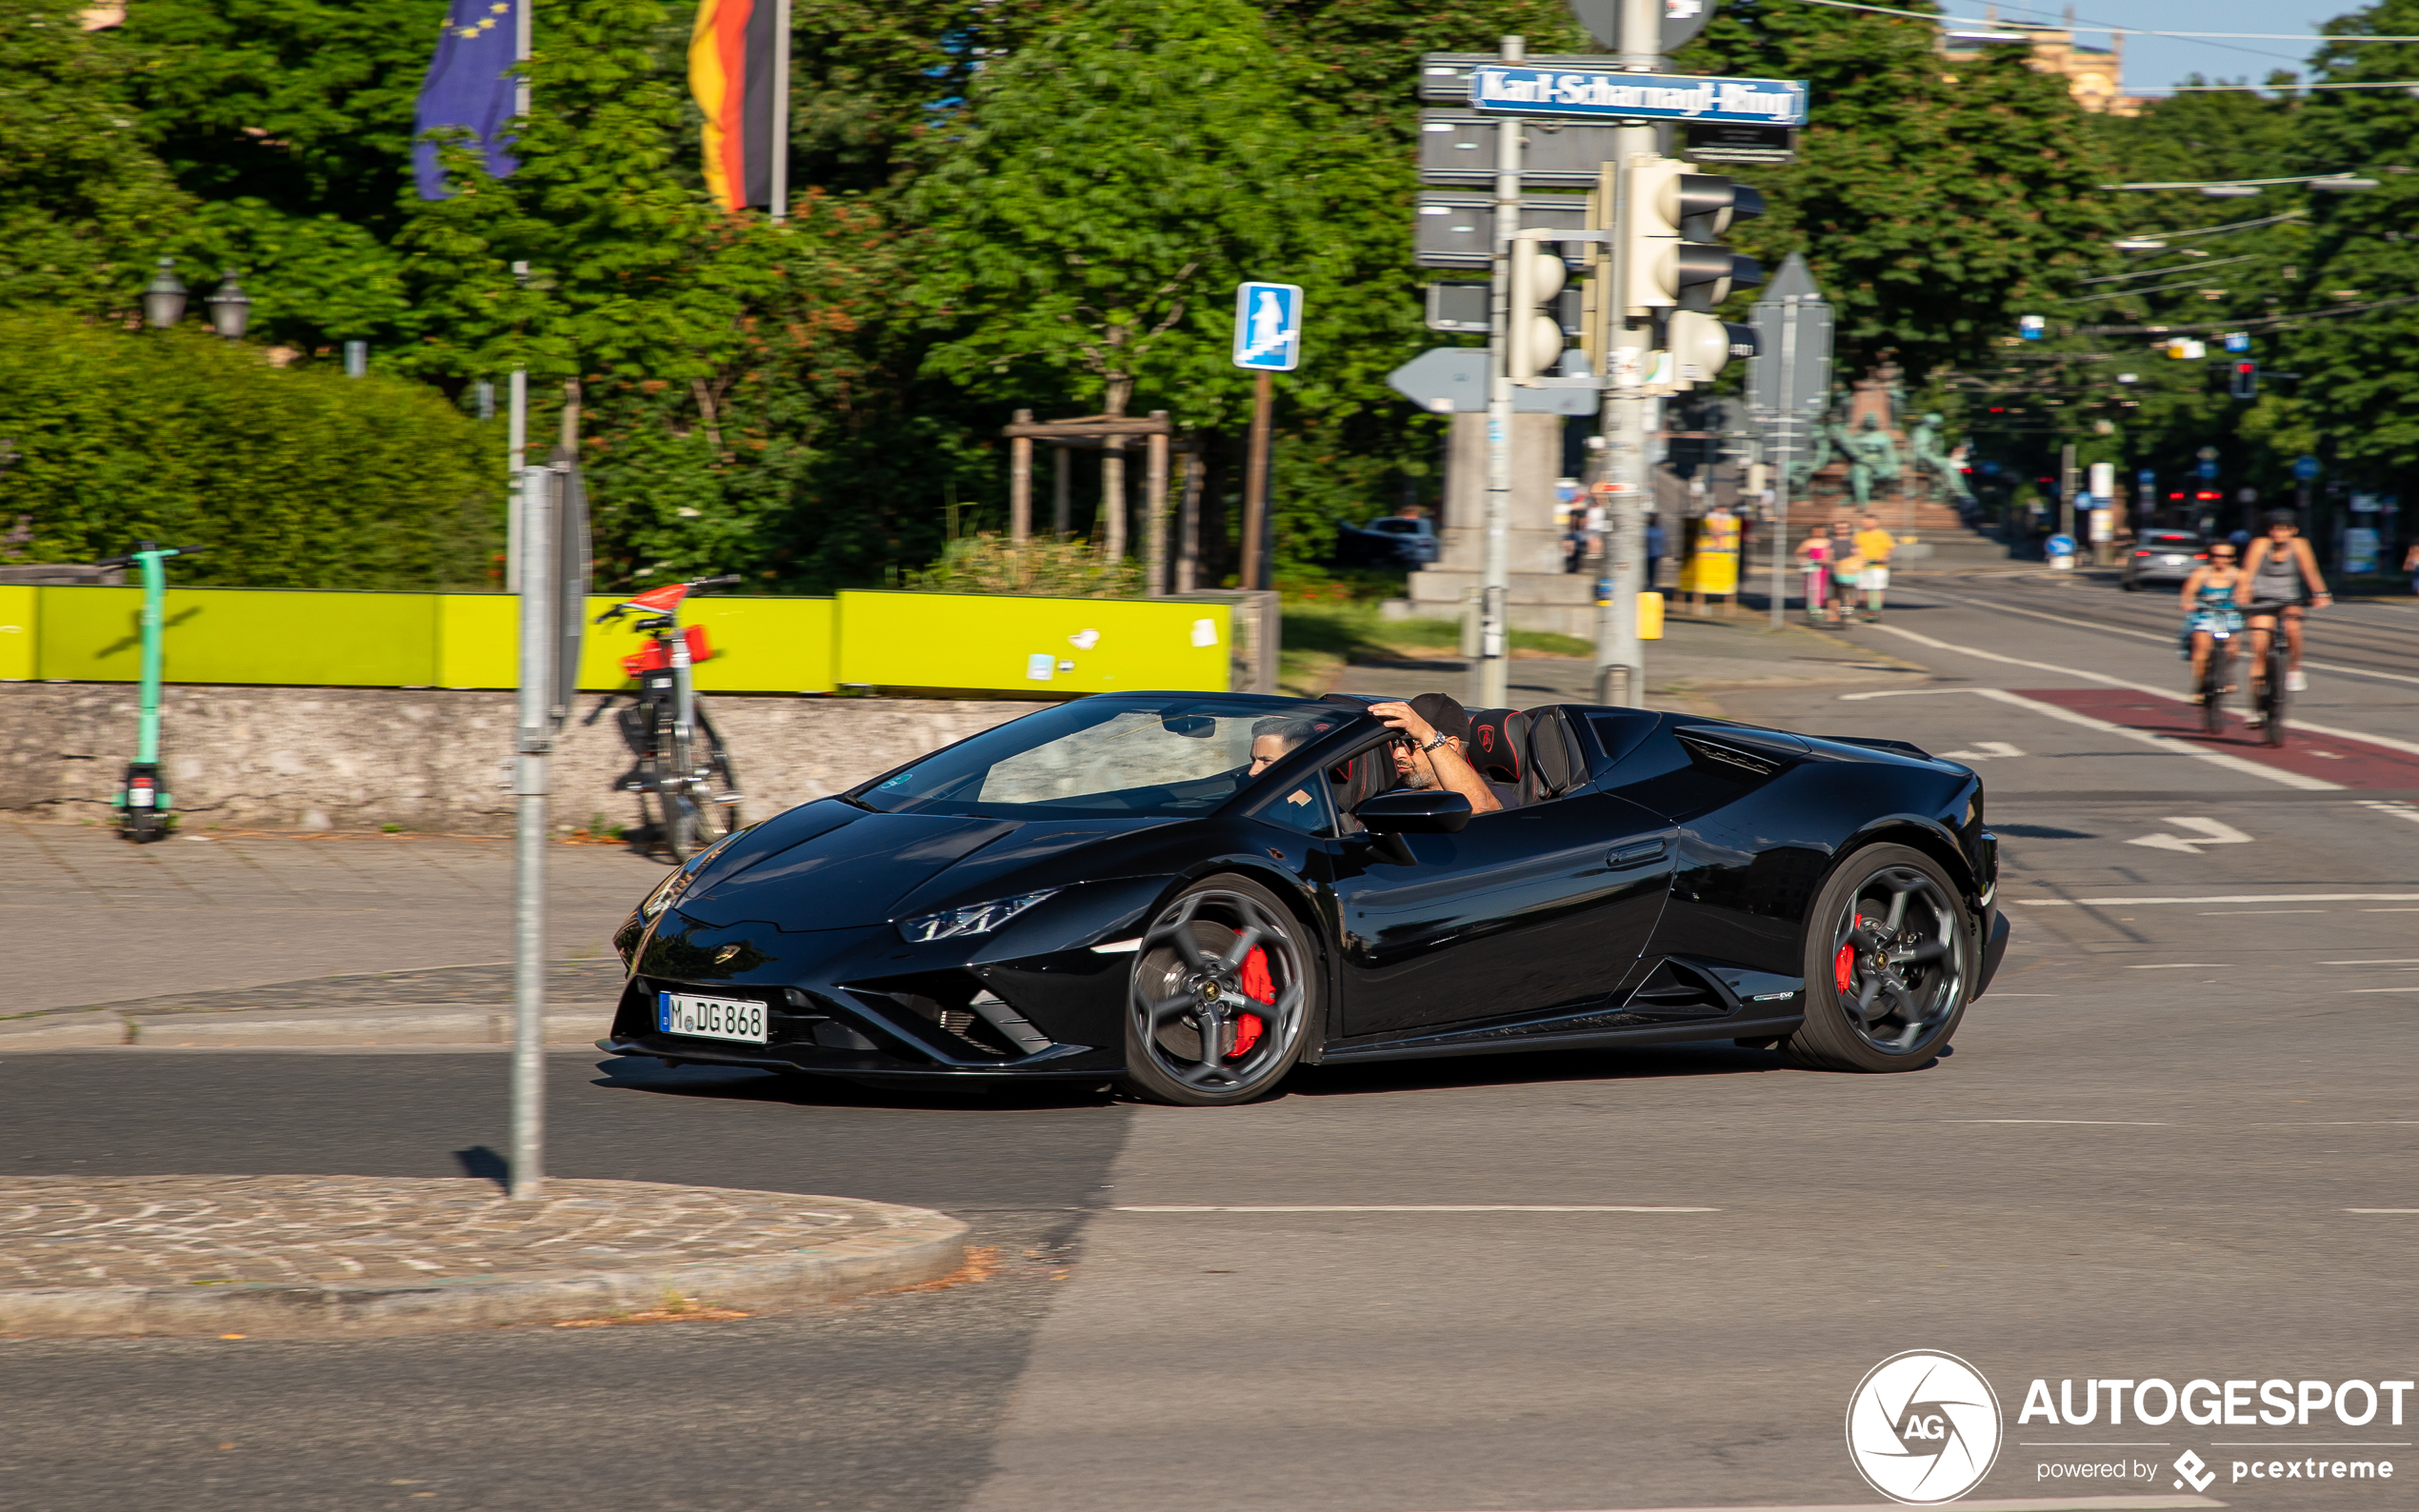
[850,696,1358,819]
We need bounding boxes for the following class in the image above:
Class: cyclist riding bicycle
[2236,509,2330,715]
[2177,540,2244,704]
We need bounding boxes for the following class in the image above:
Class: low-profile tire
[1118,875,1317,1106]
[1783,843,1973,1073]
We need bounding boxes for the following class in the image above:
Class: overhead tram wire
[2116,210,2307,243]
[2060,275,2253,304]
[2077,253,2262,284]
[1784,0,2344,68]
[2083,290,2419,335]
[1786,0,2419,40]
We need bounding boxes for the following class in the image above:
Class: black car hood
[674,805,1175,931]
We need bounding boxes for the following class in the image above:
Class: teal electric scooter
[93,541,201,843]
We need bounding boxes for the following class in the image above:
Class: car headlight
[897,888,1059,944]
[638,832,743,922]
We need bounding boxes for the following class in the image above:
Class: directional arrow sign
[1387,348,1599,415]
[1468,67,1807,126]
[2126,816,2252,854]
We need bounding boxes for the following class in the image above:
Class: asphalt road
[5,567,2416,1512]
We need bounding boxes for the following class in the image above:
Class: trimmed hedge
[0,312,500,588]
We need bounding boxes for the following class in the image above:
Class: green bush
[0,311,498,587]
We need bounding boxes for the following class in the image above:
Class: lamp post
[204,274,252,339]
[141,259,189,328]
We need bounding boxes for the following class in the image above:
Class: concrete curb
[0,1185,970,1339]
[0,1005,612,1050]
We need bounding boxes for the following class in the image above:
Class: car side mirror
[1354,788,1472,835]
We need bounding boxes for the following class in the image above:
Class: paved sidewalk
[2,823,664,1016]
[0,1174,970,1337]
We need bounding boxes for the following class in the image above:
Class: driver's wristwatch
[1420,732,1449,752]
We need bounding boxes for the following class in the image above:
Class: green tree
[0,0,191,315]
[1678,0,2113,383]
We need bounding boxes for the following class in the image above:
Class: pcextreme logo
[1847,1351,2004,1505]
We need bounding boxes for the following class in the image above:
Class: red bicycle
[594,576,744,861]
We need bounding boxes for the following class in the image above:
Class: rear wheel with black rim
[2261,635,2289,746]
[2197,643,2227,736]
[1784,844,1972,1073]
[1120,876,1316,1106]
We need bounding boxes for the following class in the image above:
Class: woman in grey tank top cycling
[2235,508,2331,708]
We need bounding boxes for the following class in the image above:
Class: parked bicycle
[592,575,744,861]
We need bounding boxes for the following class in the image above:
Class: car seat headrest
[1465,708,1526,785]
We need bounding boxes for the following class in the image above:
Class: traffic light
[2229,359,2259,399]
[1669,308,1758,385]
[1624,155,1766,317]
[1509,233,1568,382]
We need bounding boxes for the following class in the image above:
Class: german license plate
[657,991,767,1044]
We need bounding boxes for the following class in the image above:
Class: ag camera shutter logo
[1847,1350,2004,1504]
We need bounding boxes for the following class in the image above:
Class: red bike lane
[2015,687,2419,789]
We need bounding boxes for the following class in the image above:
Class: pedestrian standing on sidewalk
[1645,513,1667,590]
[1853,513,1898,622]
[1796,526,1831,625]
[2404,539,2419,598]
[1827,520,1862,627]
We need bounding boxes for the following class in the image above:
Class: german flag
[689,0,777,212]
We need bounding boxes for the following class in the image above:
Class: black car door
[1327,786,1676,1040]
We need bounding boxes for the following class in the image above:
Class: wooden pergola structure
[1004,409,1207,594]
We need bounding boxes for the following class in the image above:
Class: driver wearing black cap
[1367,693,1502,815]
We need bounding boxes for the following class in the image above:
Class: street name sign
[1388,347,1599,416]
[1467,67,1807,126]
[1232,282,1304,371]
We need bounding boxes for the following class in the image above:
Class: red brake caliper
[1230,944,1274,1056]
[1834,941,1857,993]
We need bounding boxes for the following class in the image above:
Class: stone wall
[0,684,1042,835]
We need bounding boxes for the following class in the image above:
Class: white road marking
[2349,1208,2419,1213]
[2347,986,2419,993]
[1949,1119,2170,1125]
[2127,963,2228,968]
[1864,619,2419,760]
[1938,740,2028,760]
[2127,816,2253,853]
[2359,799,2419,825]
[1944,583,2419,693]
[1839,686,2339,790]
[1110,1204,1718,1213]
[1416,1499,2223,1512]
[2015,893,2419,905]
[2365,907,2419,912]
[2200,908,2327,915]
[2322,959,2419,965]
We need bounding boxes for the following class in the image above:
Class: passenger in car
[1369,694,1502,815]
[1247,716,1323,777]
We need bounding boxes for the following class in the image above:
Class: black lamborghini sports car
[600,691,2007,1105]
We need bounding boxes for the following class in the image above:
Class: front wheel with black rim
[1120,876,1316,1106]
[1784,844,1973,1073]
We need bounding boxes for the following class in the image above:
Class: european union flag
[413,0,521,200]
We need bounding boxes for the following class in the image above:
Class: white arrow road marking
[2361,799,2419,826]
[2128,816,2254,853]
[1937,740,2027,760]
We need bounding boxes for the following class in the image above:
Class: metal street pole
[768,0,790,223]
[505,1,532,585]
[1592,0,1658,706]
[1768,301,1799,630]
[1239,371,1273,589]
[510,462,553,1200]
[1476,34,1524,710]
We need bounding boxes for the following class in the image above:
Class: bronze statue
[1830,413,1902,507]
[1909,411,1975,506]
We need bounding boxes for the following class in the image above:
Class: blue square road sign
[1233,283,1304,372]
